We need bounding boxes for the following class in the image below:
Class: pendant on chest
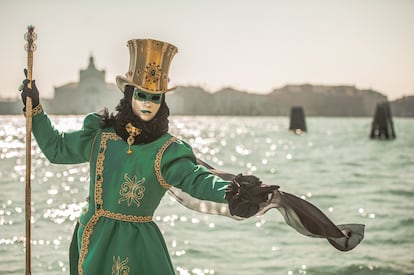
[125,123,142,155]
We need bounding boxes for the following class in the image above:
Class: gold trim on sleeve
[154,136,177,189]
[23,104,43,117]
[32,104,43,116]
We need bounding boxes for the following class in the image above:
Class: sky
[0,0,413,101]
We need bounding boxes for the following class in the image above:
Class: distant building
[0,99,21,114]
[1,58,412,116]
[44,56,122,114]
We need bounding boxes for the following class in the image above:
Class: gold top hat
[116,39,178,94]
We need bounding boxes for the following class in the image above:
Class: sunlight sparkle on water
[176,267,215,275]
[235,145,250,155]
[357,207,376,219]
[48,189,59,195]
[43,202,86,223]
[175,250,186,256]
[193,268,215,275]
[271,246,280,251]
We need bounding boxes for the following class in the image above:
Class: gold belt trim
[101,209,152,222]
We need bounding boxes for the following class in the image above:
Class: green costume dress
[31,105,230,275]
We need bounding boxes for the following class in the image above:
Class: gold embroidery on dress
[78,132,121,274]
[112,256,130,275]
[154,136,178,189]
[118,174,145,207]
[95,133,120,207]
[78,213,100,275]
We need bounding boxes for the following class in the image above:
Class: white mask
[131,88,163,121]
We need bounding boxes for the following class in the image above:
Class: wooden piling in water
[289,106,307,134]
[370,101,396,139]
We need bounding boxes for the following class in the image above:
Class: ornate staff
[24,24,37,275]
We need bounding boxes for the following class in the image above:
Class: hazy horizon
[1,0,413,101]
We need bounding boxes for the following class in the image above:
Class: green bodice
[81,131,173,223]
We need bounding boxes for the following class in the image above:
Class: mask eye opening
[151,95,161,101]
[138,92,147,100]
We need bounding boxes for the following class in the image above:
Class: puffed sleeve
[160,138,230,203]
[31,105,101,164]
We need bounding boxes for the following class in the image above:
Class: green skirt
[70,219,175,274]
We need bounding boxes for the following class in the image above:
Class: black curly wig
[100,85,170,144]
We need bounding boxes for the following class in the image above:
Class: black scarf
[100,86,169,144]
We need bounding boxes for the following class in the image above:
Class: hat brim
[116,76,175,94]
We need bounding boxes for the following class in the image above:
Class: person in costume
[21,38,365,275]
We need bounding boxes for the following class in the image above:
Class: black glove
[20,78,40,111]
[225,174,279,218]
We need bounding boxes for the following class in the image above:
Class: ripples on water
[0,115,413,274]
